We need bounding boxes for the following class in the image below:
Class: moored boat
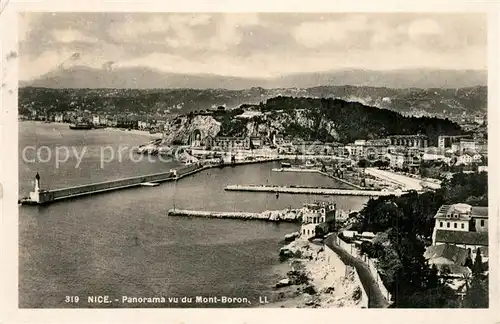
[69,122,93,130]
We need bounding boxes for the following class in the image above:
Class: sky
[19,12,487,81]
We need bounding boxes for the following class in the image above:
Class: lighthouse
[29,172,52,204]
[34,172,40,192]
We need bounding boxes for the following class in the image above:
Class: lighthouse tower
[29,172,45,203]
[34,172,40,192]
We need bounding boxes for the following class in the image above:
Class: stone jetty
[167,208,302,222]
[224,184,405,197]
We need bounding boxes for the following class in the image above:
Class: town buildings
[387,134,429,149]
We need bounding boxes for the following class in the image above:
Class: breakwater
[224,185,403,197]
[272,168,363,189]
[20,158,281,205]
[167,208,302,222]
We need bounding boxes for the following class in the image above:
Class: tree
[358,159,369,169]
[463,276,488,308]
[473,248,483,275]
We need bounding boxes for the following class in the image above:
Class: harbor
[18,157,284,206]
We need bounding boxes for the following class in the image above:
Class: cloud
[19,13,487,82]
[108,15,171,43]
[52,29,98,43]
[292,15,369,48]
[408,18,443,40]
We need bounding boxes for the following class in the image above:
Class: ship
[69,122,93,130]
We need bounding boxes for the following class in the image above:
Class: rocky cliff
[162,115,221,145]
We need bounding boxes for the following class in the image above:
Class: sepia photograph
[8,8,494,314]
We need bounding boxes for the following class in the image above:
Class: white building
[300,201,336,240]
[432,204,489,255]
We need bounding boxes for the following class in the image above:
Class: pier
[19,158,281,206]
[224,184,405,197]
[167,208,301,222]
[272,167,363,189]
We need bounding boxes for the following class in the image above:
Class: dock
[167,208,301,222]
[224,185,404,197]
[19,157,281,206]
[272,167,363,189]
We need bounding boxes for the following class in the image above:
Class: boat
[140,182,160,187]
[69,122,93,130]
[281,162,292,168]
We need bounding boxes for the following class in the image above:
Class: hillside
[157,96,464,146]
[18,85,487,118]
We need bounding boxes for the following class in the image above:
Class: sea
[18,121,369,308]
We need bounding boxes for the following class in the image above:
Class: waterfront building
[387,134,428,148]
[300,201,336,240]
[432,204,489,256]
[438,135,471,149]
[210,136,250,151]
[365,139,390,160]
[92,115,100,125]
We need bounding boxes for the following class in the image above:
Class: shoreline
[261,238,366,308]
[19,120,162,138]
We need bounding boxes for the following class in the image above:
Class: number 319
[65,296,79,303]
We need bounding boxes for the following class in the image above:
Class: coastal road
[324,234,390,308]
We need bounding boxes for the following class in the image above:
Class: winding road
[324,234,390,308]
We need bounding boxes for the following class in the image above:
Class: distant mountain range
[21,66,487,90]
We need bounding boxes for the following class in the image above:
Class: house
[424,244,470,267]
[432,204,489,255]
[459,139,478,153]
[471,206,488,233]
[472,154,483,163]
[438,135,471,149]
[456,153,473,165]
[433,230,488,255]
[300,201,336,240]
[478,165,488,173]
[92,115,100,125]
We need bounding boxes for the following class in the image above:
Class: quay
[224,184,405,197]
[167,208,301,222]
[19,158,281,206]
[272,167,363,189]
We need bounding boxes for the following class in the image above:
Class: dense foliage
[356,171,488,308]
[262,96,464,144]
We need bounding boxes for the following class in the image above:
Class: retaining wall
[335,235,393,303]
[324,244,369,308]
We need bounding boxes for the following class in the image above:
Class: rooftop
[434,204,473,221]
[435,230,488,246]
[424,244,469,266]
[471,206,488,218]
[387,134,428,139]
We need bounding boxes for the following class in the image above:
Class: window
[454,223,457,229]
[440,222,443,228]
[481,220,485,227]
[447,222,450,228]
[461,223,465,229]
